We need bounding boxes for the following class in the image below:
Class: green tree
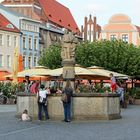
[39,40,140,76]
[38,45,62,69]
[75,40,140,76]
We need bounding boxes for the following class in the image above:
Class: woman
[62,80,73,122]
[37,84,50,121]
[30,81,39,94]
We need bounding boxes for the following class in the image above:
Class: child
[21,109,31,121]
[109,73,116,93]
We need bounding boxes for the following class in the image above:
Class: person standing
[30,81,39,94]
[116,84,124,102]
[37,84,50,121]
[109,73,117,93]
[62,80,73,122]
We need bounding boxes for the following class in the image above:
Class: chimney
[81,25,83,32]
[84,16,88,41]
[81,25,84,39]
[93,16,97,40]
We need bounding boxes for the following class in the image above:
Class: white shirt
[111,76,116,84]
[39,90,48,98]
[22,113,30,121]
[38,89,48,103]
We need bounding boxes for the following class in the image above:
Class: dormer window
[49,14,52,17]
[59,19,62,22]
[68,24,71,27]
[6,24,14,29]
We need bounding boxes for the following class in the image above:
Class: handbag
[39,96,47,104]
[61,94,68,102]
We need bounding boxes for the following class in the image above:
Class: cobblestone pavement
[0,105,140,140]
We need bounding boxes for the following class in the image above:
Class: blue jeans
[63,102,71,121]
[38,103,49,120]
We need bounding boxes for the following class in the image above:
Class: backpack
[61,94,68,102]
[38,90,47,104]
[39,97,46,104]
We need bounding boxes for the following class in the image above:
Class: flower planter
[134,99,140,105]
[16,92,121,120]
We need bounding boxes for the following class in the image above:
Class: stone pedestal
[16,93,121,120]
[16,93,38,119]
[72,93,121,120]
[62,60,75,89]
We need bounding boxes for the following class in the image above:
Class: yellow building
[0,14,20,80]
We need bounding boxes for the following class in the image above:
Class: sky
[0,0,140,28]
[56,0,140,28]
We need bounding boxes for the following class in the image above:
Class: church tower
[81,14,101,42]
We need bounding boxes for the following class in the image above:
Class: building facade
[0,5,40,69]
[1,0,81,49]
[2,0,80,34]
[100,13,140,47]
[20,18,40,69]
[81,15,101,42]
[39,24,63,49]
[0,14,20,73]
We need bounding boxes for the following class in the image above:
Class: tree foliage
[76,40,140,76]
[38,40,140,76]
[38,45,62,69]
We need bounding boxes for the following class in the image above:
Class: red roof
[38,0,80,33]
[0,14,20,33]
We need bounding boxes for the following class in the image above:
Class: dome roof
[109,14,131,24]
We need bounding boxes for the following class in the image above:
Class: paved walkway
[0,105,140,140]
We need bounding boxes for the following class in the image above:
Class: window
[6,24,14,29]
[28,56,32,68]
[0,54,3,67]
[22,55,26,68]
[22,23,25,30]
[28,24,31,31]
[34,25,36,31]
[26,24,28,30]
[59,36,62,41]
[34,38,37,50]
[7,35,11,47]
[34,57,37,66]
[29,37,32,50]
[7,55,11,67]
[14,36,17,47]
[96,32,99,39]
[0,34,3,46]
[23,36,26,49]
[88,30,91,35]
[110,35,116,41]
[122,34,128,42]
